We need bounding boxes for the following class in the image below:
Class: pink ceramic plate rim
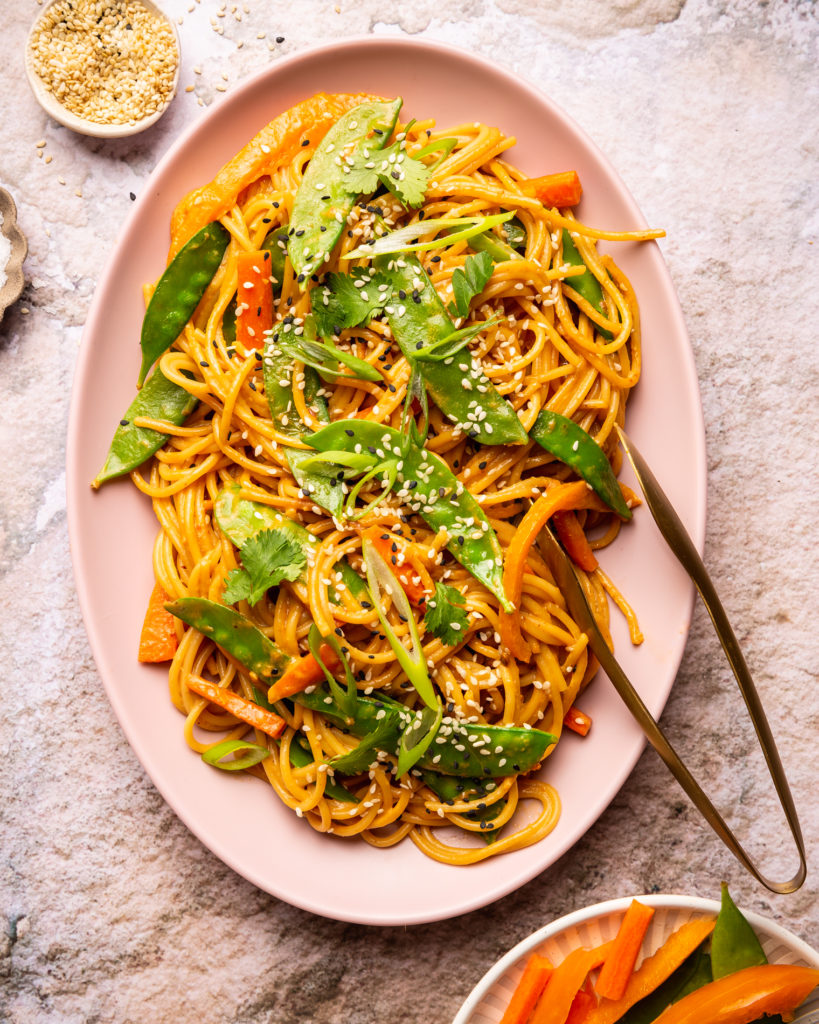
[453,895,819,1024]
[66,36,706,925]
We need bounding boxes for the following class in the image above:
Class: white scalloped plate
[454,895,819,1024]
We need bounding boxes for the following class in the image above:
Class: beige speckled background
[1,1,817,1021]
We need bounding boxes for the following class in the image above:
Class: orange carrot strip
[499,480,597,662]
[522,170,583,208]
[595,900,656,1002]
[186,676,286,738]
[235,249,274,350]
[566,979,597,1024]
[564,705,592,737]
[168,92,381,256]
[499,954,554,1024]
[267,646,339,703]
[362,526,431,607]
[552,509,598,572]
[585,918,716,1024]
[531,942,613,1024]
[138,582,178,663]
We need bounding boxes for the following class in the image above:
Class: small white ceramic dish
[453,894,819,1024]
[24,0,180,139]
[0,188,27,323]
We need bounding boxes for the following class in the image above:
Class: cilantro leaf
[448,251,494,318]
[311,269,393,338]
[423,582,470,646]
[223,528,307,606]
[344,139,432,209]
[330,718,398,775]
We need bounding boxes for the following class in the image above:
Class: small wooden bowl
[24,0,180,139]
[0,189,27,324]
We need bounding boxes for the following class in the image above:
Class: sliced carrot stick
[584,918,716,1024]
[186,676,286,738]
[235,249,274,350]
[138,582,178,663]
[499,954,554,1024]
[267,647,340,703]
[169,92,381,255]
[522,170,583,208]
[531,942,612,1024]
[564,705,592,737]
[552,509,598,572]
[595,900,656,1002]
[566,978,597,1024]
[499,480,596,662]
[362,526,431,607]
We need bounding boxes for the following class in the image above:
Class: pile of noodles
[130,98,650,864]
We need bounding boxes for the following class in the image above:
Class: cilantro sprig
[423,582,470,646]
[223,528,307,606]
[448,251,494,318]
[311,269,393,338]
[344,135,431,208]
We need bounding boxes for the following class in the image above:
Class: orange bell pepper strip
[499,954,554,1024]
[563,705,592,737]
[500,480,599,662]
[266,646,340,703]
[531,942,612,1024]
[235,249,274,350]
[595,900,656,1001]
[168,92,381,256]
[138,582,178,663]
[362,526,432,607]
[186,676,286,739]
[552,509,598,572]
[584,918,716,1024]
[651,964,819,1024]
[521,170,583,208]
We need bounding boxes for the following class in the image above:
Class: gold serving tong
[537,425,806,894]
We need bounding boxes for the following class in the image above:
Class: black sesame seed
[129,192,135,201]
[120,419,129,426]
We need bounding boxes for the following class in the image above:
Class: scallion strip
[201,738,270,771]
[344,212,513,260]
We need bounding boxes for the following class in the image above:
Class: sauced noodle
[130,99,657,864]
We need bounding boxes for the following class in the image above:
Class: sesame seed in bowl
[25,0,180,139]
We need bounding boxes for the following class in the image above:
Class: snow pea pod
[93,368,198,488]
[711,883,768,980]
[166,597,290,684]
[138,221,230,386]
[287,737,359,803]
[561,228,613,340]
[421,770,506,842]
[529,409,632,519]
[288,98,402,280]
[375,254,528,446]
[297,689,555,778]
[619,945,713,1024]
[306,419,513,610]
[468,217,527,263]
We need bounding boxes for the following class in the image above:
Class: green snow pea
[711,883,768,980]
[288,99,402,280]
[287,737,359,803]
[262,316,346,518]
[297,689,555,778]
[529,409,632,519]
[93,368,198,487]
[561,228,613,340]
[166,597,290,684]
[421,770,507,843]
[223,227,289,343]
[374,254,527,446]
[138,222,230,386]
[468,216,527,263]
[305,419,513,610]
[619,944,713,1024]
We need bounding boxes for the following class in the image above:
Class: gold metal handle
[536,426,806,894]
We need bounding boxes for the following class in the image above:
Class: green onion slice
[201,738,270,771]
[344,212,514,260]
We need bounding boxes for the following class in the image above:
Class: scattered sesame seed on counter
[27,0,179,126]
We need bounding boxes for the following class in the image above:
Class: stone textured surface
[2,0,817,1021]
